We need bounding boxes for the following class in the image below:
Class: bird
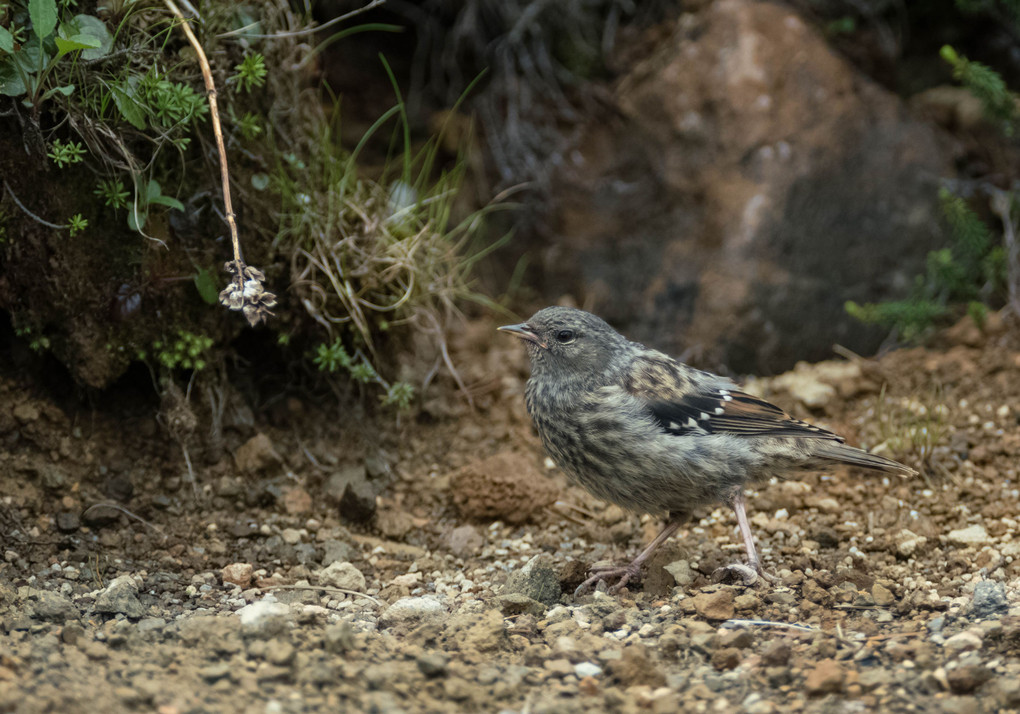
[499,306,916,593]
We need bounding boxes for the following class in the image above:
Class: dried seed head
[219,260,276,326]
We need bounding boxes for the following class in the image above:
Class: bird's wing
[623,354,845,442]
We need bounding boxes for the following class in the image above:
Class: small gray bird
[500,306,916,593]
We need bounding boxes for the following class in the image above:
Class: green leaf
[55,35,102,57]
[251,172,270,190]
[68,15,113,60]
[29,0,58,40]
[110,81,146,129]
[127,206,147,232]
[0,60,28,97]
[193,269,219,305]
[39,84,74,101]
[0,25,14,53]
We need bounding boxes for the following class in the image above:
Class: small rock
[444,525,483,559]
[29,591,78,623]
[504,554,560,606]
[943,630,982,655]
[664,559,695,588]
[234,433,282,473]
[265,638,295,666]
[946,524,990,547]
[222,563,254,588]
[321,539,359,565]
[497,593,546,617]
[693,590,735,621]
[711,647,742,671]
[761,640,791,667]
[574,662,603,678]
[970,580,1007,618]
[94,575,146,619]
[377,508,415,540]
[55,512,81,532]
[947,664,993,694]
[872,583,896,607]
[339,478,377,524]
[281,528,302,545]
[318,561,366,591]
[379,597,446,629]
[282,487,313,515]
[605,645,666,688]
[237,599,292,639]
[544,658,573,677]
[417,652,449,678]
[805,659,845,695]
[896,529,928,557]
[323,623,357,653]
[200,663,233,683]
[450,451,559,523]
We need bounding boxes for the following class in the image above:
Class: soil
[2,313,1020,713]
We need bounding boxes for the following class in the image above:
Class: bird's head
[498,306,630,383]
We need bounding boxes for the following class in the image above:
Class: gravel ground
[2,314,1020,713]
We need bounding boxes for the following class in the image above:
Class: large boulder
[542,0,955,372]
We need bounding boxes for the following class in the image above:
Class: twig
[265,584,383,606]
[3,180,66,230]
[217,0,387,39]
[82,503,168,539]
[164,1,242,269]
[721,619,819,632]
[165,1,276,326]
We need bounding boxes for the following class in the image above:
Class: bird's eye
[555,329,575,344]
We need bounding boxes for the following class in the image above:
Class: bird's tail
[812,443,918,477]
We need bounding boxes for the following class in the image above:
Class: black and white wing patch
[646,388,845,442]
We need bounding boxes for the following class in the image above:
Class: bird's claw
[711,561,778,586]
[574,562,641,596]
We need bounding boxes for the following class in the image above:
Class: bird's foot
[574,561,641,596]
[712,560,778,586]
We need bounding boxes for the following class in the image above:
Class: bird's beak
[498,323,547,348]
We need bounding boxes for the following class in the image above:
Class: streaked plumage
[500,306,915,592]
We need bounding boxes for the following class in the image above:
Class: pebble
[896,529,928,557]
[504,555,560,606]
[692,590,735,621]
[318,561,366,591]
[943,631,982,655]
[805,659,845,695]
[379,597,446,628]
[94,575,146,619]
[946,524,991,547]
[969,580,1007,618]
[222,563,254,588]
[416,652,449,678]
[574,662,602,678]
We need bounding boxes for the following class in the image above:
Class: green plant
[0,1,112,109]
[940,45,1018,133]
[312,337,416,409]
[153,330,214,371]
[94,179,130,209]
[67,212,87,236]
[846,189,1006,340]
[47,137,86,167]
[231,52,267,93]
[127,178,185,232]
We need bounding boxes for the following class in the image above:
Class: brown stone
[805,659,845,695]
[692,589,735,621]
[450,451,559,523]
[221,563,254,588]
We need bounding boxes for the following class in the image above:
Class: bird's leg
[575,515,686,596]
[714,489,778,585]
